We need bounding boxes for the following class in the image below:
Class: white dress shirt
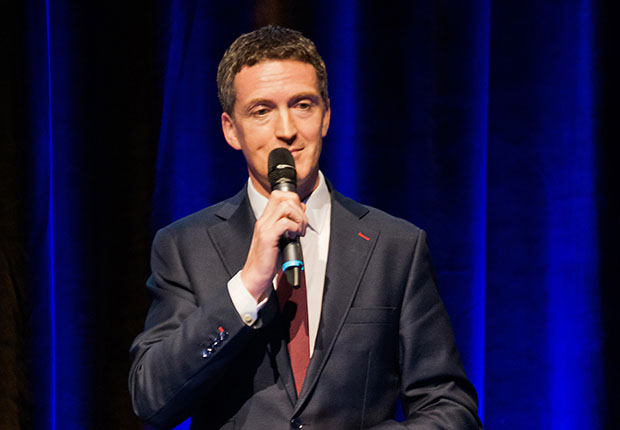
[227,171,331,356]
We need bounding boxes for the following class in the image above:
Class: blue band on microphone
[282,260,304,271]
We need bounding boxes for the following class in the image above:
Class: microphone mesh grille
[268,148,296,188]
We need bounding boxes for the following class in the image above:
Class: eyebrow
[242,92,321,113]
[242,98,273,113]
[289,92,321,105]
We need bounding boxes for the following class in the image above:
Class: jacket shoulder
[333,189,423,239]
[156,188,247,238]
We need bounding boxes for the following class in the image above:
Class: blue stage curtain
[1,0,617,428]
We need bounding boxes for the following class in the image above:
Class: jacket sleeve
[128,227,275,429]
[370,230,483,429]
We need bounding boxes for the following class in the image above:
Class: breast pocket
[344,307,397,325]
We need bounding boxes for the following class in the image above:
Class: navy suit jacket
[129,184,482,429]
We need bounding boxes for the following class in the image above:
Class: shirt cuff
[227,270,270,326]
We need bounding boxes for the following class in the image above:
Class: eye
[296,101,312,110]
[252,107,270,117]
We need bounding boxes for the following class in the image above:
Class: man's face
[221,60,330,199]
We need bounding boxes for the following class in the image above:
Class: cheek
[299,147,321,175]
[241,147,268,174]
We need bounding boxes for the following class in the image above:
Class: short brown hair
[217,25,329,115]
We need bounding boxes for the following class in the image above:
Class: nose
[275,109,297,145]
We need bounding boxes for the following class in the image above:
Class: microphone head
[268,148,297,191]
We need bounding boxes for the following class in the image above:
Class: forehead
[233,60,320,103]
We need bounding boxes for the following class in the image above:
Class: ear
[321,101,331,137]
[221,112,241,150]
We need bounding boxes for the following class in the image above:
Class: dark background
[1,0,618,429]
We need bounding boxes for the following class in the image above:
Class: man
[129,26,482,429]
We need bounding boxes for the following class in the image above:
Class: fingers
[261,190,308,237]
[241,190,308,300]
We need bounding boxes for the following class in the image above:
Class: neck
[249,171,320,201]
[297,170,320,201]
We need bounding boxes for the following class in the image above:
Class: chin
[297,167,315,182]
[297,169,319,191]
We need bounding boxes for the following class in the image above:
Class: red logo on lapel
[358,232,370,241]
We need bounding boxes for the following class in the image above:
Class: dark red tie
[277,269,310,396]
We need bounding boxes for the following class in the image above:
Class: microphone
[268,148,304,288]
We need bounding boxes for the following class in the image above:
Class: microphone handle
[274,181,303,288]
[281,239,303,287]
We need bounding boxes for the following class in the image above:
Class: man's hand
[241,190,308,301]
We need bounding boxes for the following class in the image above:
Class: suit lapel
[207,188,299,405]
[295,190,379,412]
[207,188,255,277]
[272,318,299,404]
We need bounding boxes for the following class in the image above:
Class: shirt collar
[247,170,331,234]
